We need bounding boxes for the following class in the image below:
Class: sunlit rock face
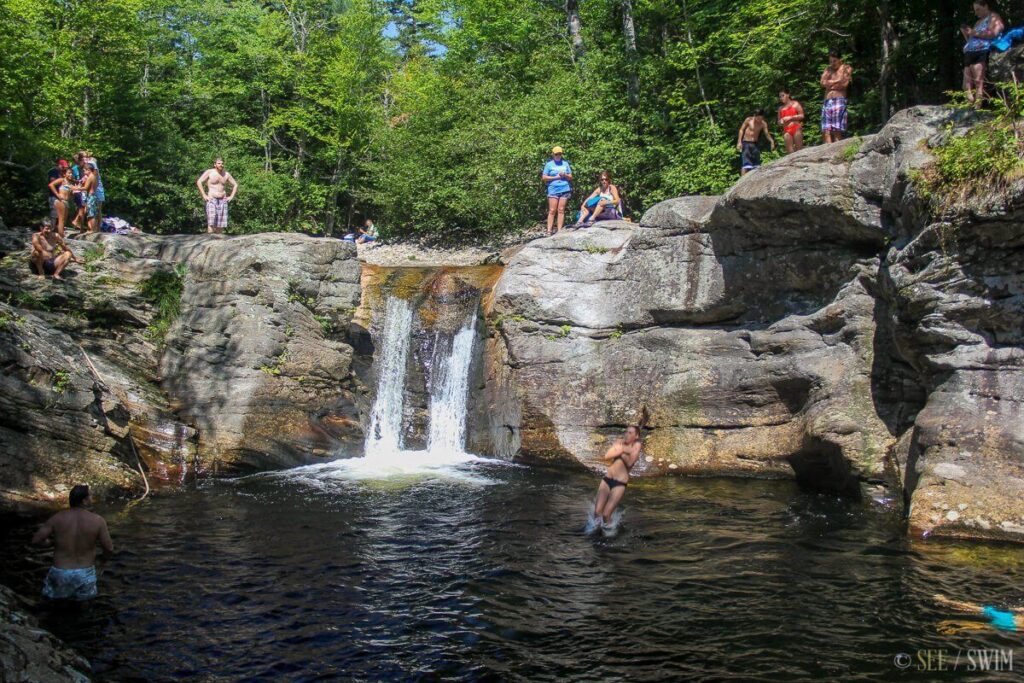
[484,105,1024,543]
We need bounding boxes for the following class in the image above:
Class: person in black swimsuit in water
[593,423,644,526]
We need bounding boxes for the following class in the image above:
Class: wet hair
[829,49,842,59]
[974,0,992,7]
[599,170,612,182]
[69,485,90,508]
[40,217,52,229]
[779,89,791,96]
[214,157,224,164]
[754,108,766,117]
[629,406,650,436]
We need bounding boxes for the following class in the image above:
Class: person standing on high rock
[196,157,238,234]
[820,50,853,144]
[962,0,1005,106]
[32,485,114,601]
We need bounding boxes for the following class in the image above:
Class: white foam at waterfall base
[277,299,498,487]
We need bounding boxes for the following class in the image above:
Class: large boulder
[482,107,969,502]
[0,584,90,682]
[881,183,1024,541]
[160,233,363,472]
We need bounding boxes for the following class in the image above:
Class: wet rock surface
[0,584,90,682]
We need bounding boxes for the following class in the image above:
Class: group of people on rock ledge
[542,0,1011,233]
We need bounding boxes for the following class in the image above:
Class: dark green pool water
[4,463,1024,681]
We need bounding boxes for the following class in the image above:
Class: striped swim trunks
[205,197,229,229]
[821,97,848,132]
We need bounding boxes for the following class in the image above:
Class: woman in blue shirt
[542,146,573,235]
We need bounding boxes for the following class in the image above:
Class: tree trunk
[878,0,897,122]
[621,0,639,106]
[681,0,715,125]
[566,0,584,60]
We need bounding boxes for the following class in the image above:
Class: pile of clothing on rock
[99,216,143,235]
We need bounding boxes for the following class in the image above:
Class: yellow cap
[552,146,564,154]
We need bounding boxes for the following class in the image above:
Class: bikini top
[780,105,800,119]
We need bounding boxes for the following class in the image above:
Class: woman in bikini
[577,171,621,226]
[593,418,645,526]
[778,90,805,154]
[47,167,78,238]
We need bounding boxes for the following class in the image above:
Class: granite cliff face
[0,105,1022,544]
[0,230,365,510]
[485,105,1024,541]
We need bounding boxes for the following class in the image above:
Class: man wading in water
[32,485,114,601]
[591,413,647,531]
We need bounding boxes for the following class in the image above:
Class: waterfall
[365,297,415,457]
[427,317,477,455]
[266,295,493,483]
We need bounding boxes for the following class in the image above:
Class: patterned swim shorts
[821,97,848,133]
[42,566,97,601]
[205,198,229,229]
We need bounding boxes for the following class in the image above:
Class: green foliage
[287,280,317,309]
[83,246,106,273]
[609,327,623,340]
[52,369,71,395]
[313,314,333,336]
[916,81,1024,217]
[0,0,984,240]
[583,243,609,255]
[14,291,48,311]
[260,349,289,376]
[140,263,187,344]
[0,311,25,331]
[841,138,864,162]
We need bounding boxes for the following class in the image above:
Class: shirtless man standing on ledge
[32,485,114,601]
[820,50,853,144]
[196,157,238,234]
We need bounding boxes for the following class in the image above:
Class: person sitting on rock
[576,171,622,226]
[736,109,775,175]
[934,593,1021,632]
[30,219,74,280]
[357,218,379,244]
[32,485,114,601]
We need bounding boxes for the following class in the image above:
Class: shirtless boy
[821,51,853,144]
[736,109,776,175]
[196,158,238,234]
[30,220,74,280]
[32,485,114,601]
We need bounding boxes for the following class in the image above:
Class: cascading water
[279,294,493,484]
[426,317,477,456]
[365,297,415,457]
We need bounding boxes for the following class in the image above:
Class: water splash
[275,297,498,485]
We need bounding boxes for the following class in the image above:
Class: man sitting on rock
[32,485,114,601]
[30,219,74,280]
